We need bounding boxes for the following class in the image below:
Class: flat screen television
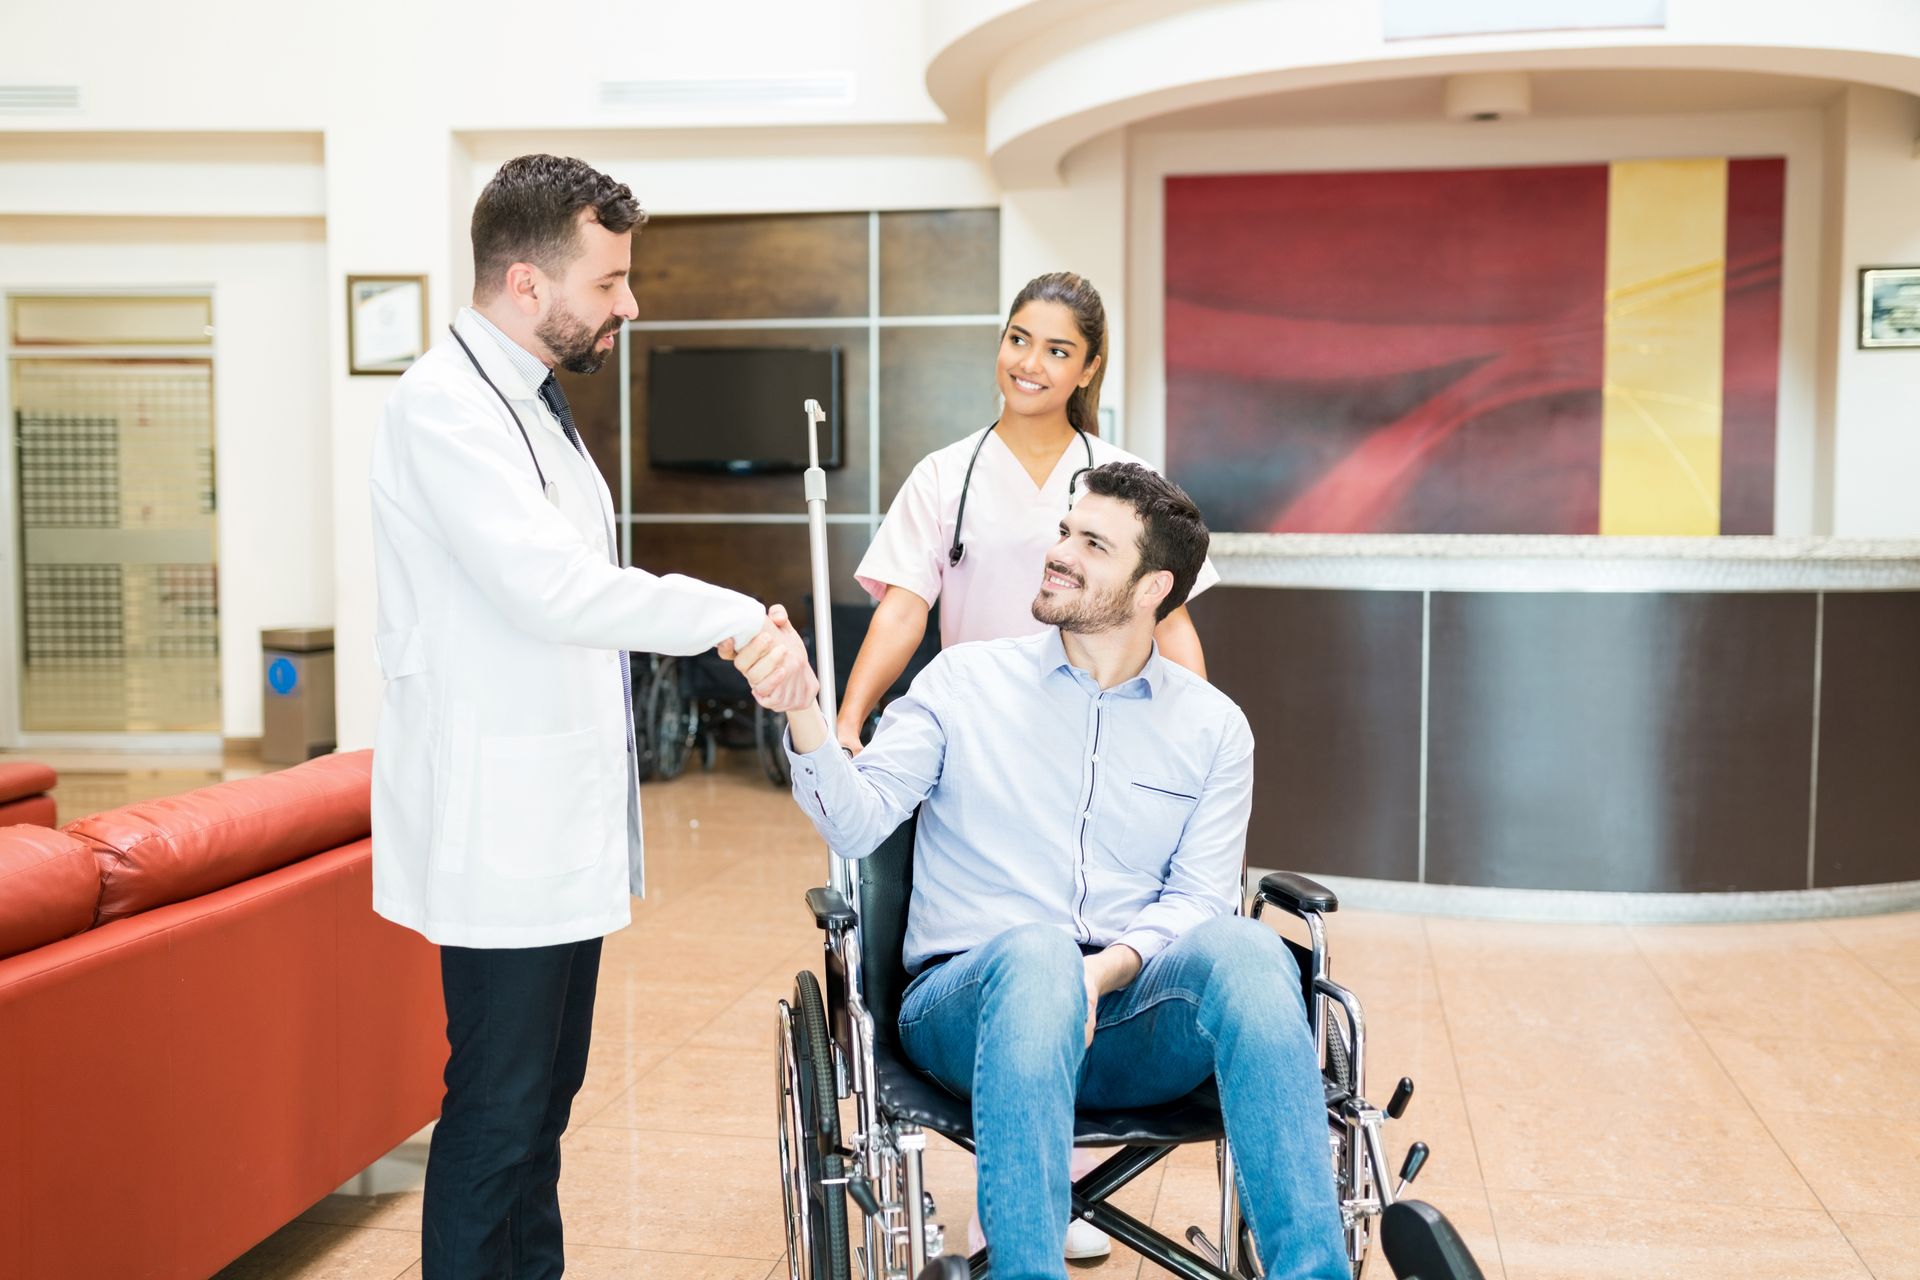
[646,345,843,473]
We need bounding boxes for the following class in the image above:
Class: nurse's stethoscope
[948,421,1095,567]
[449,324,561,506]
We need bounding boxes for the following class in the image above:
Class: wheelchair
[632,650,791,785]
[775,822,1487,1280]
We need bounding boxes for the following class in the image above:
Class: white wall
[0,217,333,741]
[1827,86,1920,537]
[1121,108,1831,531]
[1000,133,1131,439]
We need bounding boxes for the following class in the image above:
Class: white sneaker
[1065,1218,1113,1262]
[964,1214,1114,1262]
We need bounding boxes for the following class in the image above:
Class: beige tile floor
[40,752,1910,1280]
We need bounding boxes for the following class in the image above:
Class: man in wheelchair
[733,462,1349,1280]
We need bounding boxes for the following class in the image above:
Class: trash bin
[261,626,336,764]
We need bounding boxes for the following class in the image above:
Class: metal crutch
[799,397,854,904]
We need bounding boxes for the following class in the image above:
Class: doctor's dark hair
[1005,271,1107,435]
[470,154,646,296]
[1077,462,1209,622]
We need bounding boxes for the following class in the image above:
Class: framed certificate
[347,274,428,374]
[1861,267,1920,349]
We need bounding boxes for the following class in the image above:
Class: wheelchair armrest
[1256,870,1339,917]
[805,886,857,934]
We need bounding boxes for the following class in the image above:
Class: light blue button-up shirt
[788,627,1255,973]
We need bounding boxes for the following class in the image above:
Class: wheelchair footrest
[1381,1200,1487,1280]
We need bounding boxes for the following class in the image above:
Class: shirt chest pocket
[1104,772,1200,877]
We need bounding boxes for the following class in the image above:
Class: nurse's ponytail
[1006,271,1107,435]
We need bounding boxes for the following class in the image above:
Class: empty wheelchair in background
[633,650,775,782]
[777,823,1486,1280]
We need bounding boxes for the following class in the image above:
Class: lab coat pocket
[375,625,427,680]
[1116,775,1199,877]
[475,727,609,879]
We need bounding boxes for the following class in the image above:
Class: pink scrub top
[855,425,1221,649]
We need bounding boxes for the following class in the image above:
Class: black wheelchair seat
[871,1038,1227,1146]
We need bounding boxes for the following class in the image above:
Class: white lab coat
[368,308,764,948]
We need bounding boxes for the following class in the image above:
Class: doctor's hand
[730,605,819,714]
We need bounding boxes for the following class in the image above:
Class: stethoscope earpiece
[949,543,965,568]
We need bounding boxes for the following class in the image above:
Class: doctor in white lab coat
[368,154,816,1280]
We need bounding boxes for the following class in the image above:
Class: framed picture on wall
[347,274,428,374]
[1860,267,1920,349]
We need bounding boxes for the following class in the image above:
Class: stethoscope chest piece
[543,479,560,507]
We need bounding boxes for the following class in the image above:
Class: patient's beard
[1031,565,1139,634]
[537,298,621,375]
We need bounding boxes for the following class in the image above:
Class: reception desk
[1187,536,1920,917]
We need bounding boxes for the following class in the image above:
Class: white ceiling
[1131,68,1848,131]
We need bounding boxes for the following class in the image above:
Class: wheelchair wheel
[631,657,656,782]
[776,971,849,1280]
[755,706,791,788]
[648,659,696,780]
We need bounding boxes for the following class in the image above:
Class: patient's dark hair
[471,154,645,297]
[1077,462,1209,622]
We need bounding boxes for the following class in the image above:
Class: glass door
[6,295,220,742]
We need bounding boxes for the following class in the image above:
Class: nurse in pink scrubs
[836,270,1216,756]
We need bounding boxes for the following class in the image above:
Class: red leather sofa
[0,760,56,827]
[0,750,447,1279]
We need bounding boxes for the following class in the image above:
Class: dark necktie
[538,373,635,754]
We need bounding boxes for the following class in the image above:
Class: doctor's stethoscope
[948,421,1095,567]
[450,324,564,506]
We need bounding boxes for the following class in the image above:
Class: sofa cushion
[0,762,56,805]
[71,750,373,926]
[0,795,57,829]
[0,826,99,959]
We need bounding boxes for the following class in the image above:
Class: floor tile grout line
[1622,923,1861,1246]
[573,859,824,1130]
[572,938,820,1131]
[1811,917,1920,1022]
[1415,915,1510,1280]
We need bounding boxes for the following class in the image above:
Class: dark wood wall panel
[879,210,1001,317]
[1814,593,1920,888]
[628,522,874,633]
[554,362,621,493]
[627,327,870,515]
[632,213,870,320]
[877,325,1002,503]
[1427,592,1815,892]
[1187,587,1423,882]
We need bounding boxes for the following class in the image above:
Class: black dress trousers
[422,936,604,1280]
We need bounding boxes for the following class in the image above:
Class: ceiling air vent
[0,84,81,113]
[597,74,854,111]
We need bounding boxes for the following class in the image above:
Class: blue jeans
[898,917,1348,1280]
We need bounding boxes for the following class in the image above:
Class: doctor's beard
[537,298,623,375]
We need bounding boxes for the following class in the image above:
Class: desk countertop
[1208,534,1920,591]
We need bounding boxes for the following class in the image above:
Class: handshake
[718,604,820,716]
